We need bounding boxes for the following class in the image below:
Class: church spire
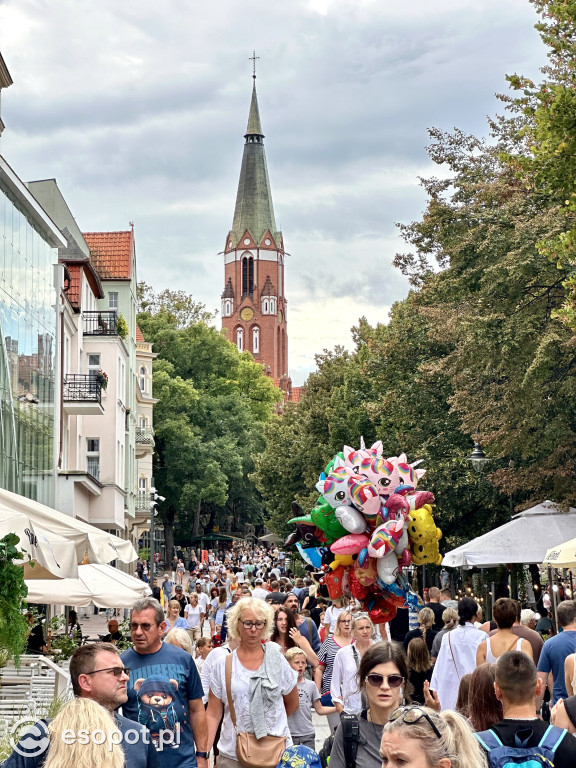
[230,75,279,248]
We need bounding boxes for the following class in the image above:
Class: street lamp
[149,487,165,581]
[469,442,490,473]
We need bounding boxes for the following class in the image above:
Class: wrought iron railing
[136,426,155,446]
[63,374,102,404]
[83,311,118,336]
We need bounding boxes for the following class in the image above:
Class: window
[139,366,146,393]
[87,353,100,379]
[139,415,147,428]
[242,256,254,295]
[263,299,269,314]
[271,298,277,314]
[236,327,244,352]
[252,327,260,354]
[138,476,147,494]
[108,292,119,310]
[86,438,100,481]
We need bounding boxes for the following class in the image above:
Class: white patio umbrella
[543,537,576,568]
[25,563,151,608]
[442,500,576,568]
[0,487,137,575]
[0,515,80,579]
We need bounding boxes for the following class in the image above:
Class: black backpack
[318,713,360,768]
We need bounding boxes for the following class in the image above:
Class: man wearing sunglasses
[121,597,208,768]
[4,643,159,768]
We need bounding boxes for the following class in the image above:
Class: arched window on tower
[252,326,260,354]
[222,299,233,317]
[242,256,254,296]
[236,327,244,353]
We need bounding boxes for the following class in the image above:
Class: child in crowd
[194,636,213,676]
[286,647,336,750]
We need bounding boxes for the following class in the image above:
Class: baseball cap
[175,585,183,591]
[164,573,169,578]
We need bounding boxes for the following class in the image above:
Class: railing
[136,426,155,446]
[83,311,118,336]
[63,374,102,404]
[135,493,150,511]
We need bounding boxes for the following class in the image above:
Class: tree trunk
[193,499,201,538]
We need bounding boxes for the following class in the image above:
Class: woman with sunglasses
[206,597,299,768]
[380,705,487,768]
[329,641,410,768]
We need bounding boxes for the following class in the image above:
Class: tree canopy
[137,288,281,554]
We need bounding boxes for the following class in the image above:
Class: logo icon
[10,718,50,757]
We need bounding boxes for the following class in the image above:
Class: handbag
[225,652,287,768]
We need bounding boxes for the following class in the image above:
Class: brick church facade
[221,76,299,400]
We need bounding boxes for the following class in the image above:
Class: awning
[25,563,151,608]
[0,487,137,577]
[442,500,576,568]
[543,537,576,568]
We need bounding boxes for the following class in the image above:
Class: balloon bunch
[285,441,443,624]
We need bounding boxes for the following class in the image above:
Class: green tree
[138,293,281,555]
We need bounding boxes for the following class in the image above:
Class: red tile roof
[83,230,134,279]
[65,264,82,309]
[136,324,145,343]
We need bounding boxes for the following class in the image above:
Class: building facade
[0,64,67,506]
[221,78,292,393]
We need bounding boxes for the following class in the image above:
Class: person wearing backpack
[476,650,576,767]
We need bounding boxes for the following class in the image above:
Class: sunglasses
[130,622,154,631]
[365,673,404,688]
[85,666,130,678]
[389,706,442,739]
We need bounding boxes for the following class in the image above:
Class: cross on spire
[249,50,259,80]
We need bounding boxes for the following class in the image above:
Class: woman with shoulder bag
[329,641,410,768]
[206,597,298,768]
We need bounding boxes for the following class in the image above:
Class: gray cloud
[0,0,544,384]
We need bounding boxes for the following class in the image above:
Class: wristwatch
[196,751,210,759]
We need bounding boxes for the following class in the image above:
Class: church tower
[221,71,291,392]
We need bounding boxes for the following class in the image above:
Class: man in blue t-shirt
[537,599,576,706]
[121,598,208,768]
[4,643,158,768]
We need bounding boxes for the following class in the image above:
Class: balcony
[83,311,118,336]
[135,492,150,511]
[63,374,104,415]
[135,425,155,457]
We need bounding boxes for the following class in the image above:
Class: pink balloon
[330,533,370,555]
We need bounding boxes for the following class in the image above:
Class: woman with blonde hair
[381,705,488,768]
[162,600,188,636]
[210,586,230,636]
[206,597,298,767]
[431,608,459,660]
[164,626,194,655]
[44,697,125,768]
[404,607,438,654]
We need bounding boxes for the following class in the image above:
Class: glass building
[0,157,65,506]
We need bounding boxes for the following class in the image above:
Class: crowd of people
[10,544,576,768]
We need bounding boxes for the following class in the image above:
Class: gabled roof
[261,275,276,297]
[83,229,134,279]
[136,325,145,343]
[221,277,235,299]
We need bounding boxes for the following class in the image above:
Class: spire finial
[249,50,259,80]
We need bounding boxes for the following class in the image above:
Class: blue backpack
[476,725,566,768]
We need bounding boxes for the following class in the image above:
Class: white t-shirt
[210,649,297,759]
[252,587,269,601]
[331,643,367,714]
[324,605,344,634]
[196,592,210,612]
[184,603,202,628]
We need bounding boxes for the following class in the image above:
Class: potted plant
[96,369,108,390]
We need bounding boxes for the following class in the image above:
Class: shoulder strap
[341,713,360,768]
[537,724,567,754]
[475,729,503,751]
[448,633,461,680]
[351,645,360,669]
[306,618,313,639]
[225,652,237,728]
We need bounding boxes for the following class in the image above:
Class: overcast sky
[0,0,544,385]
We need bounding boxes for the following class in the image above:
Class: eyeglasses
[239,620,266,629]
[389,706,442,739]
[85,666,130,678]
[130,622,154,631]
[365,673,405,689]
